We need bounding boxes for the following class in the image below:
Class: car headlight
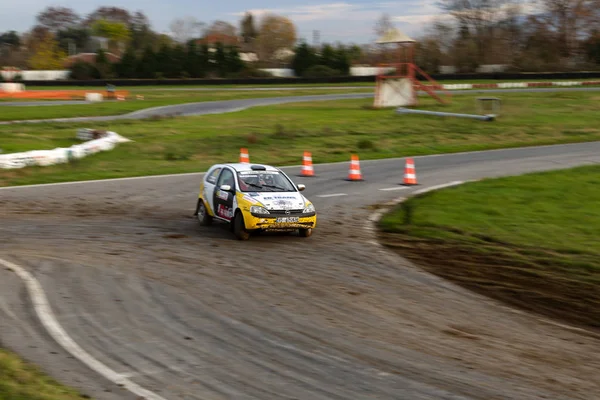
[250,205,270,214]
[303,203,315,213]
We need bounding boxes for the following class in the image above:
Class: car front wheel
[299,228,313,238]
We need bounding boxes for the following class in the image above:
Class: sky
[0,0,449,44]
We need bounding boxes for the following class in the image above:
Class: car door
[213,167,236,221]
[203,166,222,213]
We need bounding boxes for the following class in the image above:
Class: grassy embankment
[1,91,599,187]
[378,165,600,330]
[0,348,89,399]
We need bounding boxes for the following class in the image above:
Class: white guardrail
[0,129,130,169]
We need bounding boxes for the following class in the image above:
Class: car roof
[215,163,280,172]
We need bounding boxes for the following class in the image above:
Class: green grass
[378,165,600,329]
[0,88,373,121]
[0,348,90,399]
[1,91,600,187]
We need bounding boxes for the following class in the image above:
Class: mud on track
[2,145,600,399]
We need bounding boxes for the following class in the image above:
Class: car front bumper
[243,211,317,231]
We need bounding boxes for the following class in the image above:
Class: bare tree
[169,17,205,43]
[36,6,81,33]
[537,0,597,57]
[204,20,237,37]
[255,14,297,65]
[84,7,132,26]
[240,12,258,45]
[436,0,515,63]
[374,12,395,38]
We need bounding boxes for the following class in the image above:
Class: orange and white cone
[116,94,125,101]
[402,158,418,185]
[239,148,250,163]
[346,154,363,181]
[300,151,315,177]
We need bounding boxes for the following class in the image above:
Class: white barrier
[0,82,25,93]
[0,130,130,169]
[85,93,103,102]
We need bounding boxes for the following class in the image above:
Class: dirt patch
[379,232,600,332]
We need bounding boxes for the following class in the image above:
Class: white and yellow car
[194,163,317,240]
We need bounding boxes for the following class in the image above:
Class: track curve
[2,142,600,400]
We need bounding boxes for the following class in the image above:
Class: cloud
[232,3,362,22]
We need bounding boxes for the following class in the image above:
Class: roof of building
[375,28,415,44]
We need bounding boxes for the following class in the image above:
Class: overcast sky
[0,1,447,43]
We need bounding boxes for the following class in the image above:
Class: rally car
[193,163,317,240]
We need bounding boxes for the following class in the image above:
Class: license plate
[276,217,299,223]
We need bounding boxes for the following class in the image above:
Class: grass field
[378,165,600,329]
[0,348,89,399]
[1,91,600,187]
[0,88,373,121]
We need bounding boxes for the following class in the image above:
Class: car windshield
[237,171,296,192]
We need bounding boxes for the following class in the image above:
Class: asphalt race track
[2,141,600,400]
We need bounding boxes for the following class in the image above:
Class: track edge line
[0,257,168,400]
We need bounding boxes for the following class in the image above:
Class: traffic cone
[116,94,125,101]
[402,158,418,185]
[346,154,363,181]
[239,148,250,163]
[300,151,315,177]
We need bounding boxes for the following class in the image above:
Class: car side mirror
[297,184,305,191]
[220,184,232,192]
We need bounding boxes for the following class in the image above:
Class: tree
[136,45,157,78]
[94,48,112,78]
[129,11,156,51]
[332,46,351,75]
[213,42,227,76]
[1,31,21,47]
[28,31,67,70]
[437,0,515,63]
[319,44,336,68]
[226,45,245,75]
[84,7,132,26]
[255,14,297,65]
[91,20,131,53]
[538,0,597,58]
[205,20,237,37]
[114,45,137,78]
[291,41,317,76]
[56,27,91,55]
[169,17,205,43]
[240,12,258,44]
[374,12,394,38]
[36,6,80,33]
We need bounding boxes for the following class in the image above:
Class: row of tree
[406,0,600,72]
[2,1,600,76]
[70,43,253,80]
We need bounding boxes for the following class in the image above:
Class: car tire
[233,211,250,241]
[298,228,313,238]
[196,200,212,226]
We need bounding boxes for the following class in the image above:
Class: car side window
[217,168,235,190]
[206,168,221,184]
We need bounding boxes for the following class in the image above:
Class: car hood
[242,191,308,210]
